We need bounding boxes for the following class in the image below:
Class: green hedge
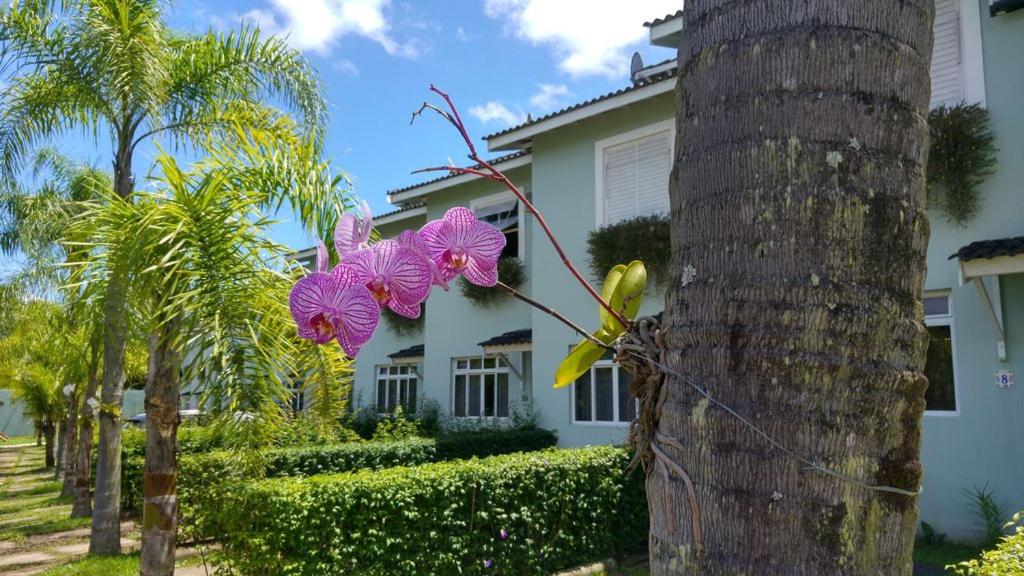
[265,438,436,477]
[120,439,436,513]
[435,428,557,460]
[212,446,647,575]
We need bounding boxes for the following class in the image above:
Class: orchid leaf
[599,265,626,334]
[554,329,615,389]
[616,260,647,322]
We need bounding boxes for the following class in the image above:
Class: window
[452,356,510,418]
[597,121,673,225]
[472,194,521,259]
[573,356,637,425]
[930,0,986,108]
[376,365,418,414]
[924,294,957,413]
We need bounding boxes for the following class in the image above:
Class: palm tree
[0,0,327,553]
[69,151,352,575]
[0,299,74,468]
[652,2,933,574]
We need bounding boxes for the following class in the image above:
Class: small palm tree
[70,151,352,573]
[0,0,329,553]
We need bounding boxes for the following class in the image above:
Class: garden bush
[265,438,436,477]
[434,427,557,460]
[949,512,1024,575]
[212,446,647,575]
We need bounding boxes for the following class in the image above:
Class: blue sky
[2,0,679,276]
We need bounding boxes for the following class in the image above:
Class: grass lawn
[3,435,39,445]
[36,553,204,576]
[0,445,90,542]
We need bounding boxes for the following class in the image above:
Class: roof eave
[648,15,683,48]
[373,205,427,226]
[386,154,532,204]
[485,79,676,152]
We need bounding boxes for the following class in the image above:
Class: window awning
[950,235,1024,361]
[387,344,424,365]
[478,329,532,354]
[951,236,1024,282]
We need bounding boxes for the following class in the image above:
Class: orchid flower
[419,207,506,286]
[345,240,432,319]
[289,265,380,356]
[334,200,373,259]
[398,229,449,290]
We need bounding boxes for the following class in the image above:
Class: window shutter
[931,0,963,108]
[602,128,672,224]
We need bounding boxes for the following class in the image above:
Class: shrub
[928,103,998,226]
[949,512,1024,575]
[587,214,671,286]
[382,306,424,336]
[458,257,526,306]
[371,406,422,441]
[212,446,647,575]
[435,427,557,460]
[265,439,436,477]
[273,417,363,447]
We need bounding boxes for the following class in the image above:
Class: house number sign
[995,370,1014,389]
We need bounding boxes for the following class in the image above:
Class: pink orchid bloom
[289,265,380,356]
[345,240,432,319]
[398,229,449,290]
[419,207,506,287]
[334,200,373,259]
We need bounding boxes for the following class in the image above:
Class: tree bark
[61,395,78,496]
[55,420,67,482]
[140,317,181,576]
[90,151,133,555]
[43,423,56,468]
[652,2,933,574]
[72,345,101,518]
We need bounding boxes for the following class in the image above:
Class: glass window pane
[378,366,387,376]
[454,375,466,416]
[595,367,614,421]
[456,359,468,370]
[618,369,636,422]
[574,371,592,422]
[376,381,387,413]
[470,358,482,370]
[469,375,482,416]
[924,325,956,411]
[399,379,408,412]
[924,296,950,317]
[388,381,399,412]
[484,357,496,369]
[483,374,496,417]
[408,380,417,413]
[497,373,509,418]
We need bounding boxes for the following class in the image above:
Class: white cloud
[529,83,572,111]
[455,26,470,42]
[226,0,418,57]
[483,0,680,78]
[469,101,527,127]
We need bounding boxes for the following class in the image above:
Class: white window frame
[593,118,675,227]
[571,358,637,427]
[451,356,511,419]
[470,190,526,263]
[375,364,419,414]
[923,291,961,417]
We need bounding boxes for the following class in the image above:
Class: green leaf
[554,329,615,389]
[599,265,626,334]
[615,260,647,322]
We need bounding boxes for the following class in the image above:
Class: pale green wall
[352,215,429,411]
[918,3,1024,539]
[528,93,675,447]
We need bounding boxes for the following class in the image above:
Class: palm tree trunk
[91,152,133,555]
[61,392,79,497]
[55,420,67,481]
[72,346,101,518]
[43,423,56,468]
[651,2,933,574]
[140,317,181,576]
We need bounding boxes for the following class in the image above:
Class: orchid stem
[425,85,630,329]
[496,282,613,351]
